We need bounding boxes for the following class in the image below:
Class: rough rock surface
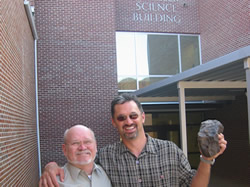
[198,120,224,157]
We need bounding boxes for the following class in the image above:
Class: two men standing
[40,93,227,187]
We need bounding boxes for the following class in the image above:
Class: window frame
[116,32,202,92]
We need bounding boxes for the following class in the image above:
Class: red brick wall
[116,0,200,33]
[0,0,39,186]
[35,0,119,168]
[199,0,250,63]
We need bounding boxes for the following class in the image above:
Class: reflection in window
[116,32,201,91]
[180,36,200,72]
[135,34,149,76]
[116,32,136,76]
[147,35,179,75]
[118,77,137,90]
[139,77,168,89]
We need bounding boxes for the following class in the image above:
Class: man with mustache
[50,125,112,187]
[40,93,227,187]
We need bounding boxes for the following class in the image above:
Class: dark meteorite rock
[198,120,224,157]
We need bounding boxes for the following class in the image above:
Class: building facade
[0,0,39,186]
[35,0,120,168]
[35,0,249,186]
[35,0,249,185]
[1,0,248,186]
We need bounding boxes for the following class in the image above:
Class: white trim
[24,1,38,39]
[139,96,235,102]
[24,1,41,176]
[178,35,182,73]
[178,86,188,157]
[178,81,246,89]
[34,39,42,177]
[244,57,250,144]
[198,35,202,65]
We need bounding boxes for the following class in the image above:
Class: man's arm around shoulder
[39,162,64,187]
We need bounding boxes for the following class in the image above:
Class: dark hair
[111,93,144,118]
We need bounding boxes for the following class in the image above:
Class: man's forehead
[114,101,140,114]
[115,100,137,107]
[67,128,92,139]
[71,136,92,141]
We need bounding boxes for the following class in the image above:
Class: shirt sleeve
[178,150,197,186]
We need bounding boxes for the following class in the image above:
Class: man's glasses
[67,140,93,147]
[116,113,139,121]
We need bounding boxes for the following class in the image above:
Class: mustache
[124,123,137,127]
[76,150,91,155]
[123,124,137,128]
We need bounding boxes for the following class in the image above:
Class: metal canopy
[133,45,250,156]
[134,46,250,98]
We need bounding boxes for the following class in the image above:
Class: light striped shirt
[57,163,112,187]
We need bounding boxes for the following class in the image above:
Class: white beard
[69,158,92,166]
[68,150,95,166]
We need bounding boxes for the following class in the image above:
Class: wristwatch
[200,155,215,165]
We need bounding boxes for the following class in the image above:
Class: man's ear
[111,117,117,128]
[62,144,67,157]
[142,112,146,123]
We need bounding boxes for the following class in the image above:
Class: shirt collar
[144,134,157,154]
[118,134,157,155]
[66,162,103,181]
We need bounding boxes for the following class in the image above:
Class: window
[116,32,201,91]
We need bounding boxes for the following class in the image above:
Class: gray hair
[63,124,96,144]
[111,93,144,118]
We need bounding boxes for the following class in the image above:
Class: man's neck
[76,162,94,175]
[122,133,147,158]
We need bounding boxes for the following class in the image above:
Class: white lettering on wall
[135,2,176,12]
[133,13,180,23]
[133,1,181,24]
